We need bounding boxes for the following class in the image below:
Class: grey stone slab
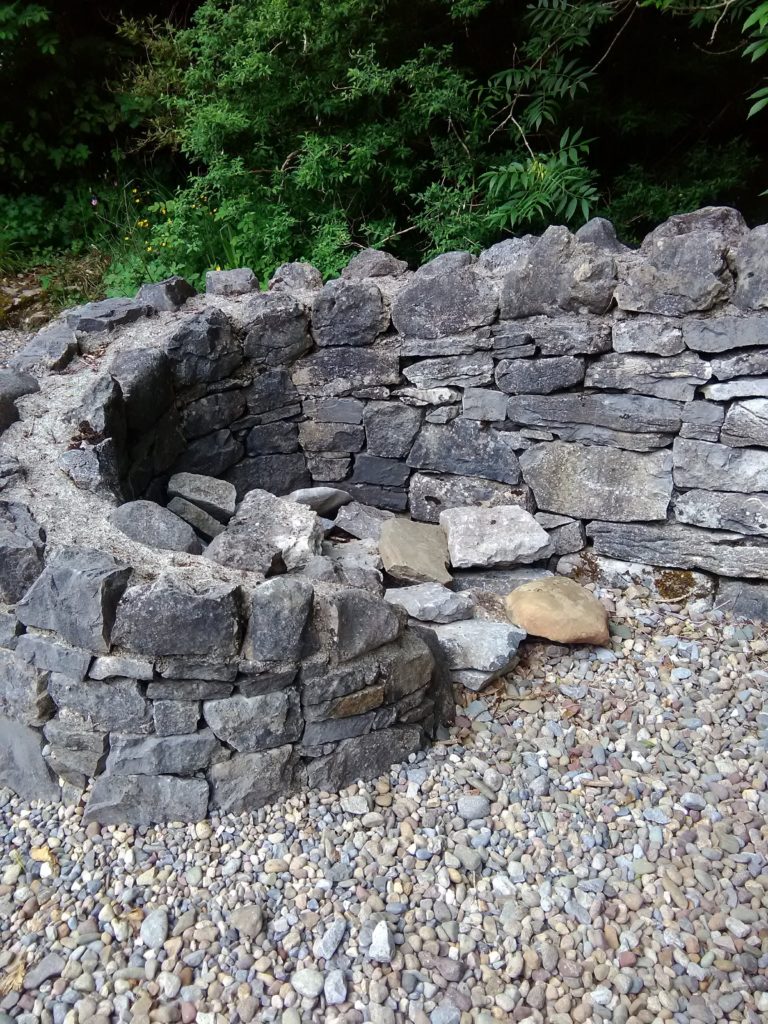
[246,421,300,455]
[152,700,201,735]
[408,419,521,484]
[495,356,585,395]
[350,455,410,487]
[520,442,673,522]
[334,502,395,541]
[715,579,768,619]
[710,348,768,380]
[10,322,78,371]
[341,484,408,511]
[181,388,246,439]
[112,578,241,658]
[292,346,400,397]
[147,680,233,700]
[107,348,173,431]
[703,378,768,401]
[167,472,237,520]
[305,454,351,481]
[0,500,46,604]
[584,352,712,402]
[164,307,242,386]
[298,421,365,453]
[363,402,422,457]
[14,635,91,680]
[721,399,768,447]
[343,247,408,280]
[242,292,312,366]
[109,500,203,554]
[324,589,403,662]
[680,400,725,441]
[246,368,300,416]
[0,717,59,802]
[452,568,553,595]
[106,730,222,776]
[0,647,52,726]
[392,264,497,338]
[208,745,294,814]
[684,313,768,352]
[440,505,551,568]
[732,225,768,310]
[173,428,244,478]
[612,317,684,356]
[167,497,225,539]
[65,297,151,333]
[429,619,526,677]
[83,774,209,825]
[398,333,492,357]
[0,610,21,649]
[494,315,612,356]
[157,658,237,681]
[89,654,154,681]
[135,275,196,312]
[506,392,683,436]
[241,577,314,664]
[16,548,130,654]
[203,691,302,752]
[205,267,258,295]
[672,437,768,493]
[587,521,768,579]
[384,584,475,624]
[674,489,768,535]
[306,726,424,791]
[48,674,150,733]
[402,354,494,389]
[302,398,364,424]
[225,453,311,499]
[461,388,508,422]
[312,279,389,347]
[408,472,533,524]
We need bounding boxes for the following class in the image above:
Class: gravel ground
[1,585,767,1024]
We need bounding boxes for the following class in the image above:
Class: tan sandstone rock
[504,576,609,645]
[378,519,451,585]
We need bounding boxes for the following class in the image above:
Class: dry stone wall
[2,204,768,823]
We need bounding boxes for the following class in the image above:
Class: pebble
[289,968,324,998]
[139,909,168,950]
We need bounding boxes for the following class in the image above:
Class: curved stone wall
[1,204,768,822]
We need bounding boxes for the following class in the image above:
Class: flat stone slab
[429,620,526,690]
[379,519,451,585]
[109,500,202,554]
[440,505,551,568]
[167,472,237,521]
[384,583,475,623]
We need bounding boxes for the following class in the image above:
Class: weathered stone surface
[164,308,241,386]
[71,373,125,444]
[684,313,768,352]
[107,348,173,431]
[181,389,246,439]
[48,674,150,732]
[246,368,300,417]
[507,392,683,446]
[495,315,612,355]
[153,699,201,736]
[715,579,768,619]
[302,705,396,745]
[136,275,196,311]
[587,520,768,579]
[147,680,233,700]
[350,455,410,488]
[398,332,492,357]
[0,717,59,802]
[89,654,154,680]
[173,429,244,478]
[0,647,52,725]
[409,472,534,524]
[732,224,768,310]
[461,388,508,422]
[84,774,208,825]
[396,386,462,407]
[9,322,78,371]
[612,316,685,355]
[452,567,553,595]
[402,354,493,389]
[384,583,474,623]
[306,726,424,790]
[203,690,301,751]
[615,229,732,315]
[167,472,237,520]
[478,236,535,274]
[500,227,616,317]
[292,347,400,396]
[672,437,768,492]
[585,352,712,402]
[246,420,299,455]
[710,347,768,380]
[125,409,185,490]
[106,730,222,775]
[241,578,314,664]
[362,402,421,458]
[392,262,498,338]
[0,500,45,603]
[335,501,395,541]
[167,497,225,539]
[205,489,322,573]
[0,369,39,413]
[674,489,768,535]
[408,420,521,484]
[575,217,628,252]
[681,400,725,441]
[642,206,748,248]
[305,454,351,481]
[703,377,768,400]
[66,297,151,333]
[534,512,585,556]
[205,267,258,295]
[495,356,585,395]
[379,519,451,585]
[14,634,91,679]
[324,589,403,661]
[43,719,107,777]
[208,745,294,814]
[342,483,408,511]
[243,292,312,366]
[0,610,21,648]
[157,658,237,681]
[440,506,551,568]
[343,248,408,280]
[312,279,389,347]
[269,261,323,295]
[281,489,345,519]
[226,453,311,499]
[16,548,130,654]
[112,578,241,658]
[302,398,364,425]
[520,442,673,521]
[721,399,768,447]
[429,619,526,689]
[109,500,203,554]
[504,577,609,645]
[298,421,365,453]
[0,453,24,491]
